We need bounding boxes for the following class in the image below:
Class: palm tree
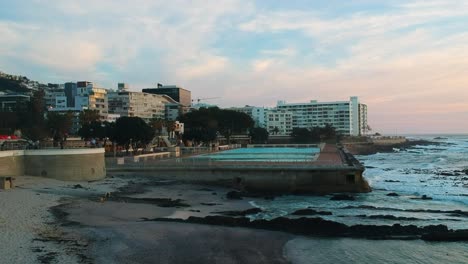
[272,126,280,135]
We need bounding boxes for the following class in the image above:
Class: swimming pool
[197,147,320,162]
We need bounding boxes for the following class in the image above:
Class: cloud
[1,1,468,133]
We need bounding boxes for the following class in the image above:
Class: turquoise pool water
[197,147,320,162]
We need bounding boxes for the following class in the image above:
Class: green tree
[149,118,166,135]
[112,117,154,153]
[79,109,101,126]
[178,107,254,144]
[272,127,280,135]
[249,127,269,144]
[19,89,47,140]
[46,111,73,147]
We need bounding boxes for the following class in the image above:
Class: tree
[290,124,337,143]
[291,128,316,143]
[272,127,280,135]
[249,127,269,144]
[149,118,165,135]
[79,109,101,126]
[19,89,47,140]
[178,107,254,144]
[78,121,113,140]
[112,117,154,153]
[46,111,73,147]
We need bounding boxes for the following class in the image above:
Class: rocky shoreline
[345,139,438,155]
[142,214,468,242]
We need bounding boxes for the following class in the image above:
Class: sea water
[252,135,468,263]
[250,135,468,229]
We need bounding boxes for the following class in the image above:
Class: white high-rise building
[265,108,293,135]
[276,96,368,136]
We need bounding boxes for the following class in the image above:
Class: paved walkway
[311,144,344,165]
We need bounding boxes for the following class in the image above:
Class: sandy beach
[1,174,467,264]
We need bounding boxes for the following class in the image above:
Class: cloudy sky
[1,0,468,134]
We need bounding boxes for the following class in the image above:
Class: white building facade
[108,89,177,123]
[276,96,368,136]
[265,108,293,135]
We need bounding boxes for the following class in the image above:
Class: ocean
[252,135,468,264]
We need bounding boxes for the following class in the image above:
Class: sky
[1,0,468,134]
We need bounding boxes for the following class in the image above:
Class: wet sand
[2,174,466,264]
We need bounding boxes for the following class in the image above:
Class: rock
[73,184,84,189]
[421,195,433,200]
[330,194,355,201]
[410,195,433,200]
[215,208,262,216]
[211,192,217,195]
[422,230,468,241]
[291,209,332,216]
[386,192,399,197]
[226,191,243,200]
[384,180,400,183]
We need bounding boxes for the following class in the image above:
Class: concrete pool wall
[0,148,106,181]
[107,145,371,194]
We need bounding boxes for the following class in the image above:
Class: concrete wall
[0,148,105,181]
[0,150,25,177]
[108,166,370,194]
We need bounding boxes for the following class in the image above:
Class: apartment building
[75,81,108,119]
[276,96,367,136]
[108,84,178,122]
[265,108,293,135]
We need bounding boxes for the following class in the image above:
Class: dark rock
[330,194,355,201]
[215,208,262,216]
[200,202,221,206]
[189,209,201,212]
[386,192,399,197]
[145,215,460,240]
[410,195,433,200]
[421,195,433,200]
[211,192,217,195]
[108,197,190,207]
[384,180,400,183]
[291,209,333,216]
[422,230,468,241]
[226,191,243,200]
[72,184,84,189]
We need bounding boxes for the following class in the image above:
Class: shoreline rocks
[143,215,468,241]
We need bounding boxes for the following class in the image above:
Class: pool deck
[311,144,344,165]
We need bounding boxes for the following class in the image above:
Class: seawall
[107,145,370,194]
[0,148,106,181]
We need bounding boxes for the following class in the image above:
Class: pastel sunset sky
[1,0,468,134]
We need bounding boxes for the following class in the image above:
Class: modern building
[108,84,178,122]
[276,96,368,136]
[64,82,77,107]
[142,84,191,107]
[264,108,293,135]
[0,94,30,112]
[75,81,108,119]
[44,85,66,109]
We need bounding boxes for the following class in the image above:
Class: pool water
[197,147,320,162]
